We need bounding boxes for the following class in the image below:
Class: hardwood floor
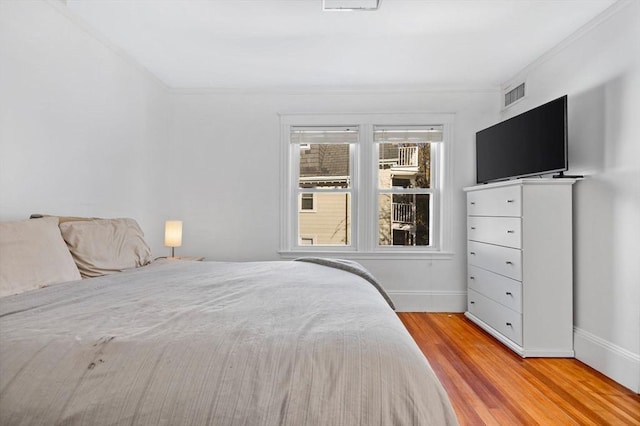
[398,313,640,425]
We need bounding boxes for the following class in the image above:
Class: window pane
[378,193,430,246]
[299,143,350,189]
[301,193,314,210]
[299,193,351,246]
[378,143,431,189]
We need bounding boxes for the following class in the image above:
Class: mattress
[0,259,457,425]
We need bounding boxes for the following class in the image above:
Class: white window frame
[290,125,358,251]
[279,112,454,259]
[374,127,441,251]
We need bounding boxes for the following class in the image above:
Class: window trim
[291,128,357,250]
[279,112,455,259]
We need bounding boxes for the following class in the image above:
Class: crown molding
[167,85,500,96]
[45,0,170,92]
[503,0,633,89]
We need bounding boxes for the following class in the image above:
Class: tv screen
[476,95,568,184]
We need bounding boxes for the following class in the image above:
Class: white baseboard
[574,327,640,393]
[388,291,466,312]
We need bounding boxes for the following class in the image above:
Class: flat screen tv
[476,95,568,184]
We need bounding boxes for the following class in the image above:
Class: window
[280,113,453,257]
[376,126,442,247]
[300,193,315,211]
[293,127,356,246]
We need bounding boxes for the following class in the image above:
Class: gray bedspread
[0,260,457,425]
[294,257,396,310]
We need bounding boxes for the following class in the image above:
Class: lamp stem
[171,247,175,258]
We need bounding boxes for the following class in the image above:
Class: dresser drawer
[467,185,522,217]
[468,240,522,281]
[468,216,522,248]
[468,265,522,313]
[468,289,523,346]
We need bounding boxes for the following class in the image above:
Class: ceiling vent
[323,0,381,11]
[504,83,525,108]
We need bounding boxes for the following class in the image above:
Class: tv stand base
[553,172,583,179]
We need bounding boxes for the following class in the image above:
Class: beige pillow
[0,217,81,298]
[59,218,152,278]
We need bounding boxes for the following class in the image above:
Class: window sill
[278,250,455,260]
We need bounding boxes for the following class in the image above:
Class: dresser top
[464,177,577,192]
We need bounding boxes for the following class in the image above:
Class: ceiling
[65,0,618,90]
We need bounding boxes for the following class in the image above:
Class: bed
[0,217,458,425]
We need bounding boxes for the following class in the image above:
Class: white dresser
[464,179,576,357]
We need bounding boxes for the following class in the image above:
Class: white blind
[374,125,443,143]
[291,126,359,144]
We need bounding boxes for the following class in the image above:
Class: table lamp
[164,220,182,258]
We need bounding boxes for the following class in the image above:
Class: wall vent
[504,83,525,108]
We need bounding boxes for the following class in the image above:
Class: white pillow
[0,217,81,297]
[59,218,152,278]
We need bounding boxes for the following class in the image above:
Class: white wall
[160,90,499,310]
[0,2,500,312]
[0,1,169,236]
[502,1,640,392]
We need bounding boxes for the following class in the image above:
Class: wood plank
[398,313,640,426]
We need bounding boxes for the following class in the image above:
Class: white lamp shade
[164,220,183,247]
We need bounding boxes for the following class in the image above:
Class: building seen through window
[377,141,432,246]
[296,133,353,246]
[286,121,445,251]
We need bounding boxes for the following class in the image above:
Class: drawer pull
[506,322,513,327]
[506,199,515,203]
[506,230,515,234]
[470,202,476,205]
[470,227,476,230]
[505,261,513,265]
[470,252,476,255]
[469,276,475,280]
[470,301,475,304]
[505,291,512,296]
